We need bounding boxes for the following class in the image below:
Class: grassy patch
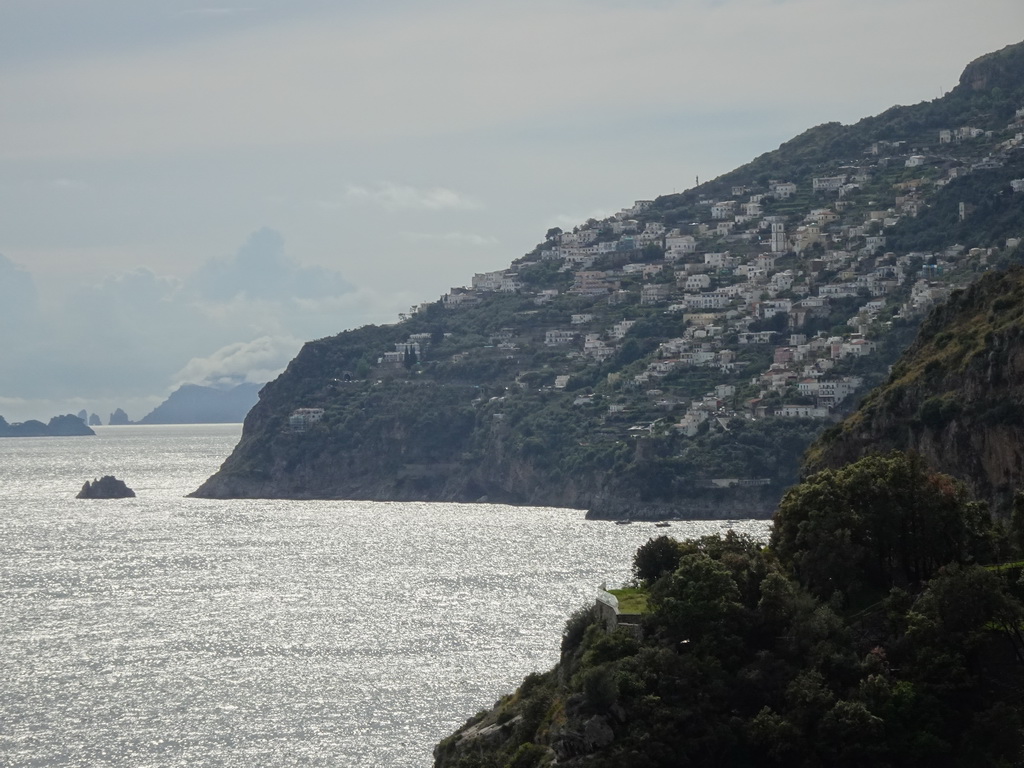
[985,560,1024,571]
[608,587,650,614]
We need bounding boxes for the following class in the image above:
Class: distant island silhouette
[138,382,261,424]
[0,414,95,437]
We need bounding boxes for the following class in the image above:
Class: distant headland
[0,414,95,438]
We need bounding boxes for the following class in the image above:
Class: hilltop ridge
[193,40,1024,518]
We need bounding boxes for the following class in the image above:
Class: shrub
[561,604,596,657]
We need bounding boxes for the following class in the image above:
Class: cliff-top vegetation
[435,451,1024,767]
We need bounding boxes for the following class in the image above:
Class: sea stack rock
[108,408,132,426]
[77,476,136,499]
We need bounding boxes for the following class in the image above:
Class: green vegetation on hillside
[426,40,1024,767]
[807,265,1024,511]
[435,452,1024,767]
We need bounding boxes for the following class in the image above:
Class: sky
[0,0,1021,422]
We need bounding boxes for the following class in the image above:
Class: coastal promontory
[193,40,1024,518]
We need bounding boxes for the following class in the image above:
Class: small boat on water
[655,522,671,528]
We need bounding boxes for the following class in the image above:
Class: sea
[0,424,770,767]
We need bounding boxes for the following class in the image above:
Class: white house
[610,320,637,340]
[665,233,698,255]
[684,292,731,310]
[472,271,505,291]
[545,330,577,346]
[641,284,673,305]
[776,404,829,419]
[711,201,737,220]
[682,273,712,292]
[812,175,846,192]
[770,181,797,199]
[704,252,737,269]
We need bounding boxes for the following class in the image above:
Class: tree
[632,535,684,585]
[772,451,991,601]
[649,552,746,648]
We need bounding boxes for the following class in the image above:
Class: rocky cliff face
[808,267,1024,511]
[190,382,779,519]
[957,40,1024,95]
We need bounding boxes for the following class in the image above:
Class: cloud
[0,228,375,411]
[188,227,354,301]
[342,182,482,211]
[402,231,499,246]
[173,335,302,388]
[51,268,191,392]
[1,0,1017,163]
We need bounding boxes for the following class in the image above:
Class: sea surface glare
[0,424,769,766]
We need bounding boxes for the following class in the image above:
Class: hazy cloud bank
[173,335,303,389]
[343,182,482,212]
[188,227,354,301]
[0,230,398,422]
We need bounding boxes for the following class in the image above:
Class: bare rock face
[77,476,135,499]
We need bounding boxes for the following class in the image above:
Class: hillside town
[225,41,1024,515]
[371,114,1024,442]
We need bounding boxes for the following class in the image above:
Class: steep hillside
[193,40,1024,518]
[434,456,1024,767]
[808,266,1024,512]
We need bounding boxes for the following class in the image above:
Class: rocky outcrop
[77,476,135,499]
[108,408,132,426]
[808,267,1024,512]
[189,397,780,519]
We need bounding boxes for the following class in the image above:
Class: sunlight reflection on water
[0,425,769,766]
